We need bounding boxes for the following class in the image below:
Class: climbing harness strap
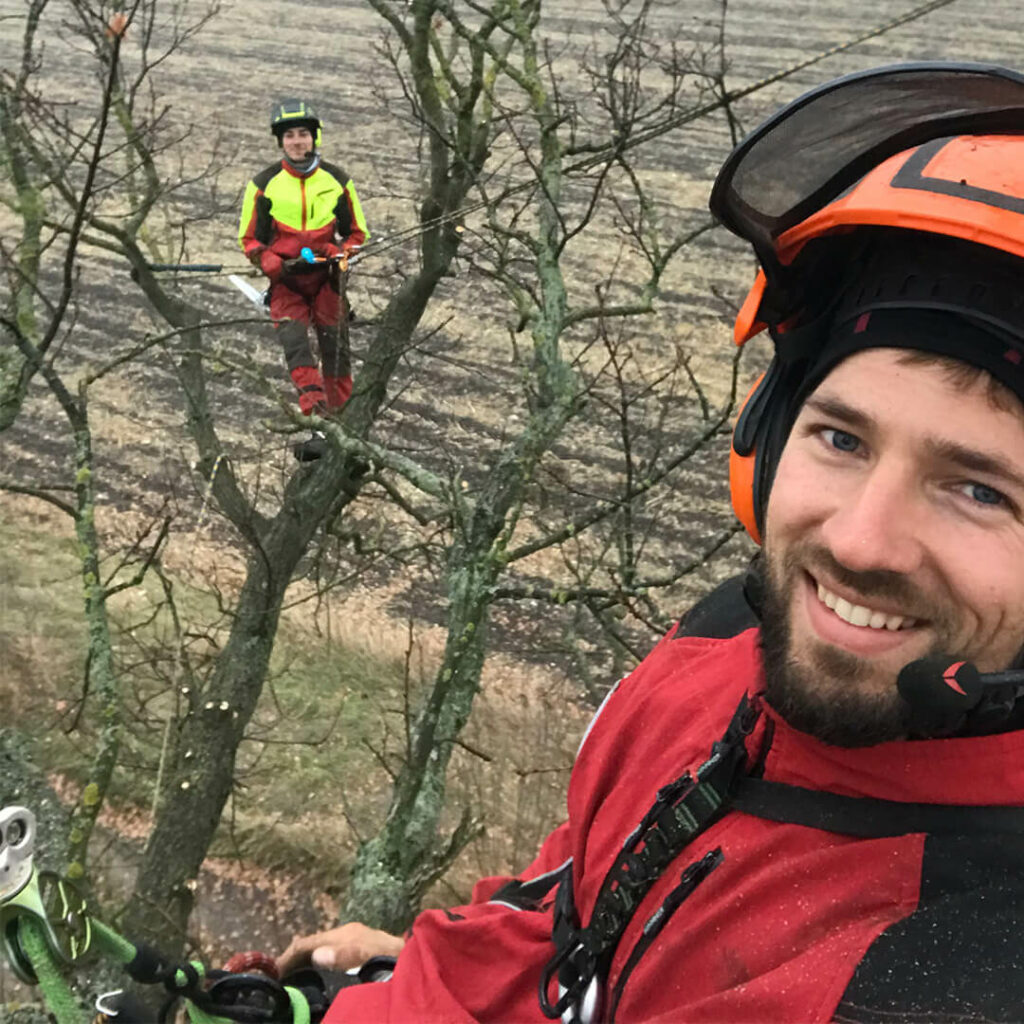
[538,696,761,1022]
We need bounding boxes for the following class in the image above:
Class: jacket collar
[761,696,1024,806]
[280,153,321,179]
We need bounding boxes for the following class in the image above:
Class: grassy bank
[0,502,580,911]
[0,505,410,889]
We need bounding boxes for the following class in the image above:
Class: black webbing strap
[490,865,570,911]
[732,777,1024,837]
[539,696,761,1021]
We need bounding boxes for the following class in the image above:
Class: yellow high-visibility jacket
[238,158,368,262]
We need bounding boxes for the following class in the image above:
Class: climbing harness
[538,697,762,1023]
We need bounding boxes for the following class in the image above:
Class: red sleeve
[323,899,554,1023]
[322,823,570,1023]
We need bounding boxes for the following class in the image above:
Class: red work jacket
[327,627,1024,1022]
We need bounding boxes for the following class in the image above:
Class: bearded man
[276,63,1024,1023]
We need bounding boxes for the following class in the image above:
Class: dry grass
[0,494,586,919]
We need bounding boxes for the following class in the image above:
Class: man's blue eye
[825,429,859,453]
[967,482,1004,506]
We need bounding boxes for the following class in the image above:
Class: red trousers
[270,270,351,414]
[269,269,340,326]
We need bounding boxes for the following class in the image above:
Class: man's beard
[758,543,955,747]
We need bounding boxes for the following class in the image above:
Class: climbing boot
[293,430,329,462]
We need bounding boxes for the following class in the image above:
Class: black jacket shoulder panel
[319,161,350,186]
[838,833,1024,1022]
[252,162,282,191]
[676,573,759,640]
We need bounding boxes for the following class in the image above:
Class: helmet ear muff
[730,358,798,546]
[730,375,765,544]
[729,447,761,543]
[729,374,770,548]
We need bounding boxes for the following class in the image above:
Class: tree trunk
[343,546,494,930]
[122,536,296,949]
[343,25,578,927]
[122,259,458,952]
[64,403,122,879]
[345,374,580,930]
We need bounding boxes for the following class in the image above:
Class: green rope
[18,911,308,1023]
[17,917,81,1024]
[91,921,232,1022]
[286,986,312,1024]
[90,916,137,964]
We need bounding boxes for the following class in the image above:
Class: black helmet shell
[270,99,322,146]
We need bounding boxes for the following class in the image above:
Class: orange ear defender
[728,357,800,547]
[729,375,765,545]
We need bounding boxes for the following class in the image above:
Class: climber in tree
[238,98,369,460]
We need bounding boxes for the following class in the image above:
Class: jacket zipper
[607,849,724,1022]
[300,177,307,230]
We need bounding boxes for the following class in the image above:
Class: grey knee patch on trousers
[278,320,315,371]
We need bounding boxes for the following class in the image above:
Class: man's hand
[259,249,284,282]
[275,922,405,977]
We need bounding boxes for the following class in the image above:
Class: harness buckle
[539,939,590,1018]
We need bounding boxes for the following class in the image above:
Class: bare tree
[0,4,174,882]
[331,0,754,930]
[1,0,957,959]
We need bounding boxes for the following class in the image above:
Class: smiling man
[272,65,1024,1024]
[758,272,1024,746]
[238,98,368,460]
[762,343,1024,738]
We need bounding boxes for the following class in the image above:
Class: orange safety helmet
[709,62,1024,543]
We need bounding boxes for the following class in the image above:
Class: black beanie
[798,307,1024,411]
[786,230,1024,414]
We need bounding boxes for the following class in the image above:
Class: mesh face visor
[710,62,1024,256]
